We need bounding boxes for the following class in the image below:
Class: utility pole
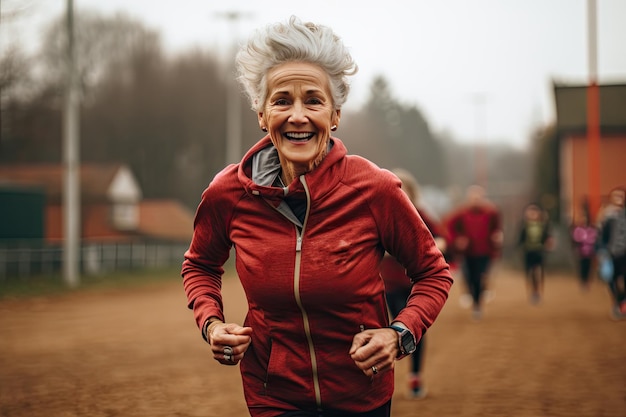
[586,0,601,221]
[215,11,252,165]
[472,93,488,188]
[62,0,80,287]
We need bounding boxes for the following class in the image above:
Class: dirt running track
[1,264,624,417]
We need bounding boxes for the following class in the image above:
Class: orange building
[554,82,626,225]
[0,164,194,244]
[0,164,195,276]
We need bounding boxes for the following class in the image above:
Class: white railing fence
[0,240,189,279]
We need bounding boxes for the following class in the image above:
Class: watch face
[401,330,416,354]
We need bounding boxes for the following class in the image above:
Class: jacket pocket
[263,337,273,394]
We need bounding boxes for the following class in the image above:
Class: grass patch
[0,267,182,300]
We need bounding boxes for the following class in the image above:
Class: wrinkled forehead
[266,62,330,91]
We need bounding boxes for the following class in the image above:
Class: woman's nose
[288,102,308,123]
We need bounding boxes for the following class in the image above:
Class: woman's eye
[273,99,289,106]
[307,97,322,105]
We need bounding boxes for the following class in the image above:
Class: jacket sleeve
[418,209,444,239]
[181,170,236,332]
[372,170,453,342]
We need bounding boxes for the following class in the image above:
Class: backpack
[597,249,614,283]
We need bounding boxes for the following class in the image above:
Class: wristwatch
[389,324,417,358]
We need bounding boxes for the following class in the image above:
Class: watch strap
[389,324,406,333]
[388,324,416,358]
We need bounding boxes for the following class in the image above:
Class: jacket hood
[237,135,347,207]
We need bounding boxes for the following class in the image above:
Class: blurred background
[1,0,625,283]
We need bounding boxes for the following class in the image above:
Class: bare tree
[0,45,31,94]
[342,75,448,187]
[37,10,162,100]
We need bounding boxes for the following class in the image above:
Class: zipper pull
[296,235,302,252]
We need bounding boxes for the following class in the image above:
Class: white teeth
[285,132,313,140]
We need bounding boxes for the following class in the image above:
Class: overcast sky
[4,0,626,149]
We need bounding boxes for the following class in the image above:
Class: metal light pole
[215,11,252,165]
[586,0,601,221]
[62,0,80,287]
[472,93,488,187]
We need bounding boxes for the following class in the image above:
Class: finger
[359,361,383,377]
[354,356,386,375]
[351,339,397,372]
[212,342,238,357]
[369,361,394,376]
[211,325,252,346]
[212,330,253,365]
[219,355,238,366]
[351,337,383,361]
[230,326,253,336]
[349,332,370,355]
[215,346,239,365]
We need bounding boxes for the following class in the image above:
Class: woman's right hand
[208,322,253,366]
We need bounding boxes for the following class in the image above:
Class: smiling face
[258,61,340,183]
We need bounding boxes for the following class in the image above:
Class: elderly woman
[182,16,453,417]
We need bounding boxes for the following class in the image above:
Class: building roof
[553,82,626,134]
[137,199,194,243]
[0,163,129,202]
[0,164,193,243]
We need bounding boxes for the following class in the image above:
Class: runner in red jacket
[445,185,502,320]
[183,136,453,416]
[182,17,453,417]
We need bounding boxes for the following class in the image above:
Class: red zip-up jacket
[182,137,453,416]
[446,204,502,258]
[381,209,445,293]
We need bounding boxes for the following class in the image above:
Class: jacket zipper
[292,176,323,409]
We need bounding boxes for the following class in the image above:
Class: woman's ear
[258,112,267,132]
[332,109,341,130]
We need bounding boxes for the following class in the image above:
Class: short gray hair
[235,16,358,112]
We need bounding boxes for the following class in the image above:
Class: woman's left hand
[349,328,399,377]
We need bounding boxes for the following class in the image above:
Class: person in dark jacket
[517,203,553,304]
[181,16,453,417]
[597,186,626,320]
